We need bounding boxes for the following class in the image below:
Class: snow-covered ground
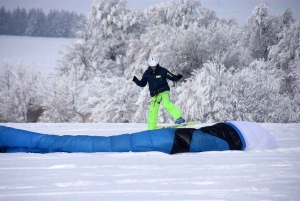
[0,122,299,201]
[0,35,77,73]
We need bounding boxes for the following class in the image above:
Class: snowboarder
[132,56,185,130]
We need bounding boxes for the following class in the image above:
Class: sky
[1,0,300,25]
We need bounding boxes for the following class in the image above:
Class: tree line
[0,0,299,123]
[0,6,86,38]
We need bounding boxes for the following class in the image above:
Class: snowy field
[0,35,77,73]
[0,122,299,201]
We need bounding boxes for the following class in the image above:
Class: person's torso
[144,66,170,96]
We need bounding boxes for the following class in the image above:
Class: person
[132,56,185,130]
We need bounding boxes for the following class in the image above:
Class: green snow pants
[148,91,182,130]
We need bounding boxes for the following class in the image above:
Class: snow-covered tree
[0,7,85,37]
[268,21,299,70]
[88,76,136,123]
[126,1,243,80]
[165,19,247,78]
[163,26,207,78]
[175,60,297,123]
[40,72,81,123]
[268,20,300,112]
[87,0,145,70]
[56,0,146,122]
[0,61,46,122]
[287,56,300,122]
[145,0,200,28]
[243,3,281,60]
[145,0,217,29]
[39,0,300,123]
[281,8,295,28]
[231,60,281,122]
[10,7,27,35]
[0,7,10,34]
[14,67,46,122]
[204,20,250,68]
[131,87,150,123]
[0,62,16,122]
[176,62,234,122]
[124,24,178,79]
[25,8,47,36]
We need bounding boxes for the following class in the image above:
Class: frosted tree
[231,60,293,122]
[165,19,246,79]
[205,20,251,68]
[10,7,28,35]
[57,27,118,122]
[126,0,243,80]
[145,0,217,29]
[176,62,234,122]
[40,72,81,123]
[243,3,280,60]
[56,0,146,122]
[162,26,207,78]
[13,67,46,122]
[175,60,297,123]
[0,7,10,34]
[46,10,59,37]
[60,0,146,79]
[286,56,300,122]
[125,0,233,123]
[47,10,71,37]
[281,8,295,28]
[124,24,178,79]
[87,0,145,72]
[88,76,137,123]
[74,68,115,122]
[25,8,47,36]
[131,87,150,123]
[145,0,200,28]
[268,21,299,70]
[268,20,300,117]
[0,62,46,122]
[52,0,300,123]
[0,62,16,122]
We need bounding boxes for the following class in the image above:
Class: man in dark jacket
[133,56,185,130]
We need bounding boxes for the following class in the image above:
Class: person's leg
[161,91,181,120]
[148,95,162,130]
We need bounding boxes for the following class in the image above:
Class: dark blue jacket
[135,65,181,97]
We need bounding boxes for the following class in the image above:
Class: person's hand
[132,76,138,82]
[177,74,183,79]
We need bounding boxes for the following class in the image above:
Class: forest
[0,6,86,37]
[0,0,299,123]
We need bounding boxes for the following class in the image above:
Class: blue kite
[0,121,276,154]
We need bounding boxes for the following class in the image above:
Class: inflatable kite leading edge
[0,121,276,154]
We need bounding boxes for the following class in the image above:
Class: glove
[132,76,138,82]
[177,74,183,79]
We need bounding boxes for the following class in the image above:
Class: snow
[0,35,77,73]
[0,122,299,200]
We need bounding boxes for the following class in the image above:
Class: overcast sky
[1,0,299,25]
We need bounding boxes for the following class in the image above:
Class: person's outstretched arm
[133,75,148,87]
[166,70,183,82]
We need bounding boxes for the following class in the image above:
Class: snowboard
[155,121,199,129]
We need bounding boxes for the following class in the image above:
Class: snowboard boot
[175,117,185,124]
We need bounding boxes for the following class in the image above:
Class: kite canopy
[0,121,276,154]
